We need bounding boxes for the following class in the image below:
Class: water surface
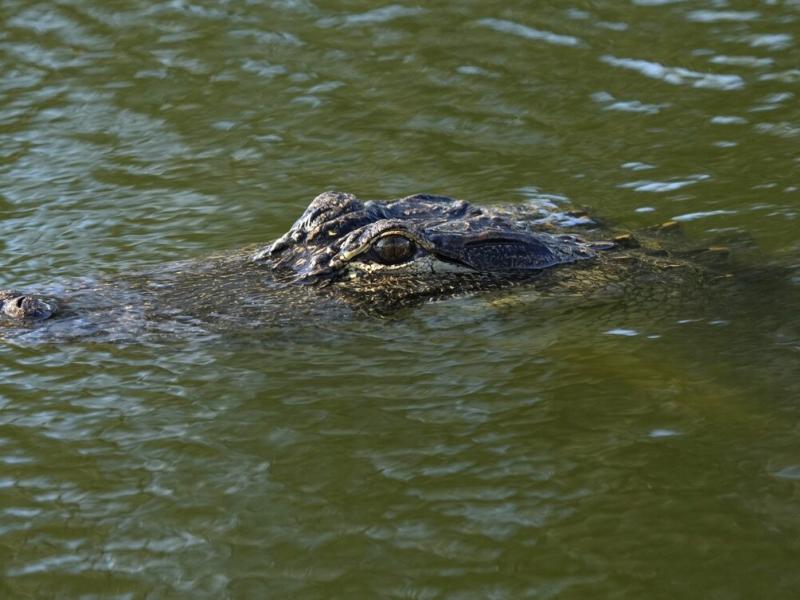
[1,1,799,598]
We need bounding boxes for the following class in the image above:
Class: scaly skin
[0,289,57,320]
[0,191,724,336]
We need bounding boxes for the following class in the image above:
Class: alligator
[0,191,732,340]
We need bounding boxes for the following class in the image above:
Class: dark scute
[463,240,556,271]
[382,195,473,221]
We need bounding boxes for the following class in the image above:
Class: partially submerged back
[0,191,735,340]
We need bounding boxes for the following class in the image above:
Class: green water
[2,0,799,597]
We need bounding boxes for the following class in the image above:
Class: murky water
[1,0,799,597]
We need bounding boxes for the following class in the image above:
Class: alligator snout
[0,291,57,320]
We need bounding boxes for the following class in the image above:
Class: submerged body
[0,191,730,340]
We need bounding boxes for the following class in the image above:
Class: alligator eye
[372,235,416,265]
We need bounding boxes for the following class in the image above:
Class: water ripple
[317,5,425,28]
[619,174,710,193]
[601,55,744,90]
[671,209,738,222]
[687,10,760,23]
[476,18,586,48]
[746,33,793,51]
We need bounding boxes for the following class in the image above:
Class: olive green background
[1,1,799,598]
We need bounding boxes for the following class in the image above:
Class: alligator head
[253,191,598,313]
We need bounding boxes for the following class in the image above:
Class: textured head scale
[253,191,598,310]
